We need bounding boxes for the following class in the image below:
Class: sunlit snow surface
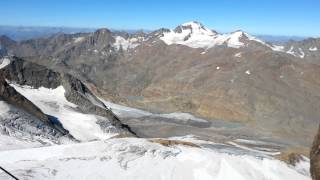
[10,84,117,141]
[0,57,11,69]
[113,36,144,50]
[159,21,306,59]
[160,21,283,51]
[1,85,311,180]
[309,46,318,51]
[0,137,310,180]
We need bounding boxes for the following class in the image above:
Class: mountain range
[0,21,319,180]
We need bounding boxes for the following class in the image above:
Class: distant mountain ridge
[1,21,320,153]
[0,25,308,43]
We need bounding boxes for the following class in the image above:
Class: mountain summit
[159,21,272,49]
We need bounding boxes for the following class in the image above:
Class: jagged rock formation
[0,75,67,145]
[0,56,135,144]
[311,124,320,180]
[0,21,320,149]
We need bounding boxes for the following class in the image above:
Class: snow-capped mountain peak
[160,21,270,49]
[176,21,216,36]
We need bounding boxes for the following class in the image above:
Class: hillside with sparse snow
[0,21,319,180]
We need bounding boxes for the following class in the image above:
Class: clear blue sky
[0,0,319,36]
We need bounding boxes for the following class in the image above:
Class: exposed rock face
[1,23,320,148]
[283,38,320,62]
[311,124,320,180]
[0,72,69,137]
[0,57,135,138]
[0,69,68,145]
[0,76,49,124]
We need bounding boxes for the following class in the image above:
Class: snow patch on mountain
[285,46,305,58]
[160,21,277,50]
[298,48,305,58]
[0,100,67,151]
[0,137,310,180]
[309,46,318,51]
[270,45,285,51]
[0,57,10,69]
[155,112,208,123]
[182,21,216,36]
[73,36,85,43]
[10,84,118,141]
[160,23,216,48]
[293,155,310,176]
[113,36,143,50]
[234,52,242,57]
[286,46,295,55]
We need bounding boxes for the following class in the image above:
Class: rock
[0,56,135,137]
[311,124,320,180]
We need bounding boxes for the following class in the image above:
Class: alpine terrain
[0,21,318,180]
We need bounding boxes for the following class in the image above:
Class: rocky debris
[0,74,70,146]
[0,23,319,149]
[311,124,320,180]
[0,57,134,136]
[0,75,69,136]
[0,100,64,145]
[283,38,320,61]
[0,75,49,124]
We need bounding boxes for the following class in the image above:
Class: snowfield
[0,100,67,151]
[160,21,285,51]
[0,57,10,69]
[0,65,311,180]
[0,85,311,180]
[309,46,318,51]
[0,137,310,180]
[159,21,306,59]
[10,84,118,141]
[113,36,144,51]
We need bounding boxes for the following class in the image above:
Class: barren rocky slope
[0,56,134,147]
[1,21,319,149]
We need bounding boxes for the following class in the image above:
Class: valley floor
[0,85,312,180]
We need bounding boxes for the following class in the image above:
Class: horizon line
[0,24,313,38]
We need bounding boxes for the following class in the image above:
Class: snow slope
[10,84,118,141]
[0,137,310,180]
[309,46,318,51]
[0,100,67,151]
[159,21,306,58]
[160,21,280,50]
[113,36,144,51]
[0,57,10,69]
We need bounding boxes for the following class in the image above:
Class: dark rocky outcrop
[1,24,320,150]
[0,56,135,136]
[311,124,320,180]
[0,75,68,135]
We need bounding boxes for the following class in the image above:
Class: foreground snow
[0,137,310,180]
[10,84,117,141]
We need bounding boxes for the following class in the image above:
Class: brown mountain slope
[1,22,320,148]
[97,43,320,146]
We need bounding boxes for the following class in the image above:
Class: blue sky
[0,0,319,36]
